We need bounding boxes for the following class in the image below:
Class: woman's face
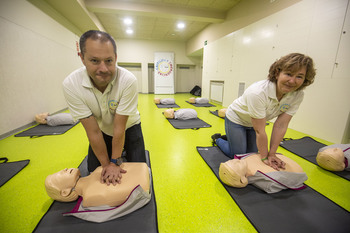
[276,66,306,99]
[49,168,80,192]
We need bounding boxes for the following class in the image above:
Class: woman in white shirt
[213,53,316,170]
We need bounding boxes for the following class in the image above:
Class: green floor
[0,93,349,233]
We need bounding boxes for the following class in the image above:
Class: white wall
[202,0,350,143]
[116,39,200,93]
[0,0,82,137]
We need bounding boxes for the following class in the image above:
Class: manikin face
[49,168,81,192]
[164,109,175,118]
[276,66,306,99]
[225,159,248,184]
[323,147,344,160]
[81,38,117,93]
[154,98,160,104]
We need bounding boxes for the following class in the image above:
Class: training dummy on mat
[212,53,316,171]
[163,108,197,120]
[35,112,76,126]
[154,98,175,105]
[45,163,151,223]
[219,152,307,193]
[316,144,350,172]
[188,97,209,104]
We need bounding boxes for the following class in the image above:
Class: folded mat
[280,136,350,181]
[34,150,158,233]
[185,101,215,107]
[197,146,350,233]
[0,158,30,187]
[156,103,180,108]
[209,110,224,119]
[15,122,79,137]
[167,118,211,129]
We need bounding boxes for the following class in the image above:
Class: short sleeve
[115,75,138,116]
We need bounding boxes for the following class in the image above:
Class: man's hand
[263,154,286,171]
[100,163,127,186]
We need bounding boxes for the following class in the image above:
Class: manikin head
[316,147,345,171]
[189,97,196,103]
[154,98,161,104]
[45,168,80,202]
[164,109,175,118]
[218,108,227,118]
[35,112,49,124]
[219,159,248,188]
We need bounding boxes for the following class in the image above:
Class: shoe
[211,133,221,146]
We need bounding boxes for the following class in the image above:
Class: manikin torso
[74,163,150,207]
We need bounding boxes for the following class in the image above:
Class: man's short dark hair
[79,30,117,57]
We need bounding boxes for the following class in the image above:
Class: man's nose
[98,61,108,72]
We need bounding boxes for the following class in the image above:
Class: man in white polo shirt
[63,30,145,185]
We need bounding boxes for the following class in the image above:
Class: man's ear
[60,188,71,197]
[79,53,85,65]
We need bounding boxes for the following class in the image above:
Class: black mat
[280,137,350,181]
[34,151,158,233]
[167,118,211,129]
[15,122,79,137]
[197,146,350,233]
[156,103,180,108]
[0,158,30,187]
[209,110,224,119]
[186,101,215,107]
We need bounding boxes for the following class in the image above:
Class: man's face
[81,38,117,92]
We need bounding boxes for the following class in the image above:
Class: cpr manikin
[35,112,75,126]
[188,97,209,104]
[316,144,350,171]
[45,163,151,222]
[154,98,175,105]
[219,153,308,193]
[163,108,197,120]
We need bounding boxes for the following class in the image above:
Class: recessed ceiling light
[177,22,185,29]
[126,29,133,34]
[124,18,132,25]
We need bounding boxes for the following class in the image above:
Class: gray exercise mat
[167,118,211,129]
[197,146,350,233]
[0,159,30,187]
[280,137,350,181]
[34,151,158,233]
[209,110,224,118]
[15,122,79,137]
[156,103,180,108]
[186,101,215,107]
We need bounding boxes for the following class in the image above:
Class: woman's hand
[263,154,286,171]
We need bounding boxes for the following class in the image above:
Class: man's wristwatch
[110,157,123,166]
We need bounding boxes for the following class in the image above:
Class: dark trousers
[87,123,146,172]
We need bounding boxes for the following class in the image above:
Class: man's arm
[99,113,129,185]
[80,115,110,167]
[80,115,126,185]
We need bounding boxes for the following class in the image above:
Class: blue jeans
[88,123,146,172]
[216,117,258,158]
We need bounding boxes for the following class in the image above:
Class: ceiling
[29,0,242,42]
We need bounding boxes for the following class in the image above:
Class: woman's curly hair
[268,53,316,91]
